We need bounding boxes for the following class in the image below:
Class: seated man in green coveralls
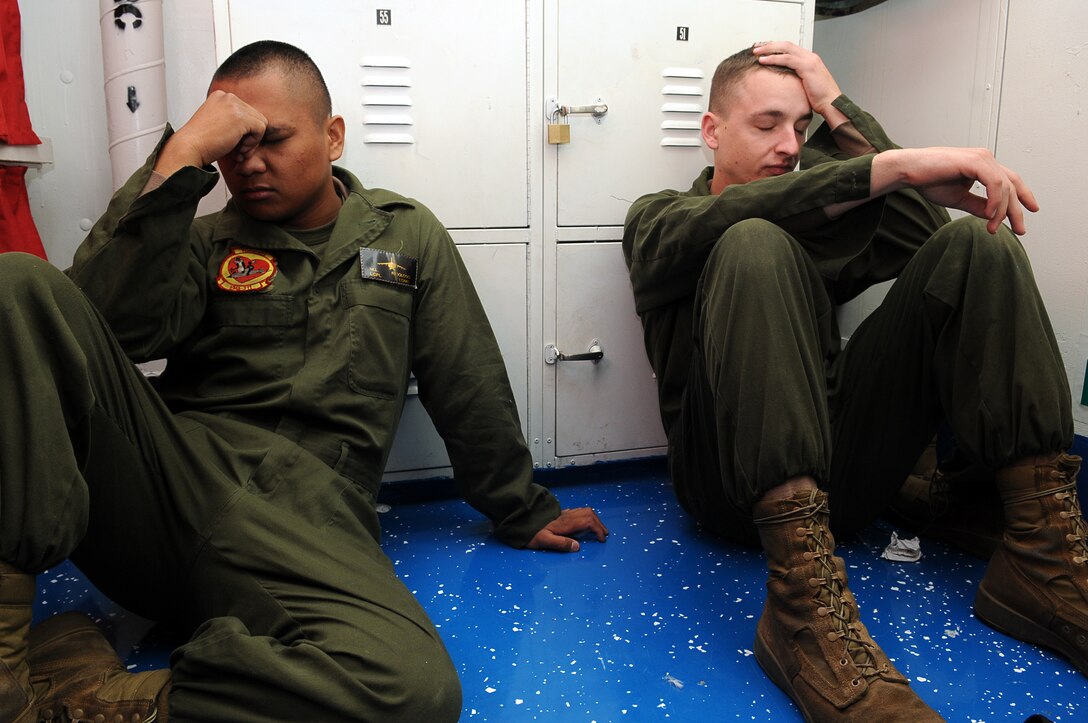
[623,41,1087,721]
[0,40,607,722]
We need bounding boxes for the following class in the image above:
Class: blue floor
[33,461,1088,722]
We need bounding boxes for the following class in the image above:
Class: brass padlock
[547,123,570,145]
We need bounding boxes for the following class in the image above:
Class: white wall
[814,0,1088,436]
[17,0,218,267]
[999,0,1088,435]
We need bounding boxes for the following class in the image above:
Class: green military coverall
[622,95,1072,544]
[0,130,560,721]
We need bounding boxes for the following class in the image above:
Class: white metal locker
[212,0,816,476]
[553,0,809,228]
[222,0,530,230]
[544,0,813,464]
[551,242,665,459]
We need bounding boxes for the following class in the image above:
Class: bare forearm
[826,146,1037,235]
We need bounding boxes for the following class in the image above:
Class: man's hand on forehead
[752,41,843,122]
[154,90,268,176]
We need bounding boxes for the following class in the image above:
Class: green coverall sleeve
[823,94,900,155]
[67,127,221,362]
[409,218,561,548]
[622,155,875,313]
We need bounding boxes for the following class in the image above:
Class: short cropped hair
[708,46,797,115]
[212,40,332,120]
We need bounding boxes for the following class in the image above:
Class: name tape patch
[359,248,417,288]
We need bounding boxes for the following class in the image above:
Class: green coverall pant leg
[669,216,1072,545]
[0,253,461,722]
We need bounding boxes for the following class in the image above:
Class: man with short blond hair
[624,41,1086,720]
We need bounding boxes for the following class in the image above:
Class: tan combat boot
[975,453,1088,676]
[0,562,35,721]
[22,612,171,722]
[753,489,944,722]
[885,440,1003,559]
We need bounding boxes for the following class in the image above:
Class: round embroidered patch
[216,248,277,292]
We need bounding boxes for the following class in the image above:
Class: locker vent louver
[660,67,704,147]
[360,56,415,144]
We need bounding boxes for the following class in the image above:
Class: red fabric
[0,166,45,257]
[0,0,40,145]
[1,0,46,259]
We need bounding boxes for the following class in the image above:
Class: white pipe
[99,0,168,190]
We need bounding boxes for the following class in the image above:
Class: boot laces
[1003,455,1088,567]
[927,468,950,520]
[1053,476,1088,567]
[795,491,887,682]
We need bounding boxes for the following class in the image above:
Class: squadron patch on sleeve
[216,248,278,292]
[359,248,417,289]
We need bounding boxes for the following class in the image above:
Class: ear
[326,115,346,162]
[701,111,720,150]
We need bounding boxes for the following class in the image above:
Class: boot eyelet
[851,678,861,687]
[840,657,849,666]
[1062,625,1072,635]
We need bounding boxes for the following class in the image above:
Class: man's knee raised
[930,215,1029,267]
[0,252,64,307]
[707,218,801,279]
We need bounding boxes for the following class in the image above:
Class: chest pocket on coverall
[195,294,300,398]
[340,277,413,400]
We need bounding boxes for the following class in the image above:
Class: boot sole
[753,626,816,723]
[974,581,1088,676]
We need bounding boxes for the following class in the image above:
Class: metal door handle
[545,97,609,123]
[559,102,608,118]
[545,340,603,365]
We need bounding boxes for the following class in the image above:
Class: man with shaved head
[0,40,606,722]
[624,41,1086,720]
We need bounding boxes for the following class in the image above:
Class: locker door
[546,0,812,463]
[552,243,665,459]
[555,0,807,227]
[224,0,528,229]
